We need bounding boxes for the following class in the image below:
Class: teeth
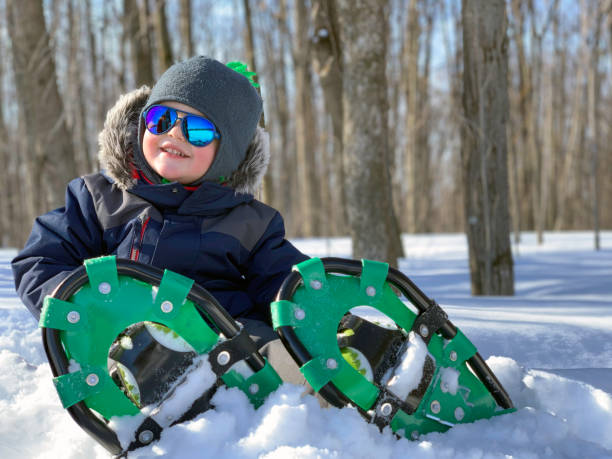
[163,147,186,157]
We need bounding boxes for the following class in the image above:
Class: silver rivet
[454,406,465,421]
[249,383,259,394]
[86,373,99,386]
[310,280,322,290]
[366,286,376,297]
[98,282,111,294]
[326,358,338,369]
[161,300,173,313]
[379,402,393,416]
[440,381,448,393]
[430,400,441,414]
[294,308,306,320]
[138,430,154,444]
[419,324,429,338]
[217,351,231,366]
[411,430,420,440]
[67,311,80,323]
[449,350,458,362]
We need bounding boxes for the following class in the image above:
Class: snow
[1,231,611,458]
[385,332,429,399]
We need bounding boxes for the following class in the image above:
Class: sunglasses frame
[143,105,220,147]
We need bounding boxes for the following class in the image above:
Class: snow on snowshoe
[271,257,516,439]
[39,256,282,457]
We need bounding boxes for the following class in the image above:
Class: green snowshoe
[271,257,515,439]
[39,256,282,456]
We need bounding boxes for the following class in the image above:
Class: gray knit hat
[136,56,263,184]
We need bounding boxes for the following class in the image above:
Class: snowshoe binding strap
[40,256,282,456]
[271,257,515,439]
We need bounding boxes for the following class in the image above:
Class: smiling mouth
[161,147,188,158]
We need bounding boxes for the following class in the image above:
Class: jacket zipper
[130,217,150,261]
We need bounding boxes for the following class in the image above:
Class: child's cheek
[142,130,158,164]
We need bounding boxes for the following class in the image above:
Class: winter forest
[0,0,610,294]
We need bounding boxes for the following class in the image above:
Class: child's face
[142,101,219,185]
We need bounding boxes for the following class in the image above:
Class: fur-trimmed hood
[97,86,269,195]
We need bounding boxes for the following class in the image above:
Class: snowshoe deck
[271,257,515,439]
[39,256,282,456]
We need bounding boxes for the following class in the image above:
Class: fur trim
[97,86,269,195]
[229,127,270,195]
[98,86,150,190]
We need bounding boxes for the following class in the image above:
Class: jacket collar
[128,179,254,216]
[97,86,270,196]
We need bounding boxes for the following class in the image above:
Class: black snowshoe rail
[42,259,266,457]
[274,257,514,413]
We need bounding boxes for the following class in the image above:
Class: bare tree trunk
[336,0,404,265]
[154,0,174,73]
[242,0,271,204]
[6,0,78,224]
[311,0,346,234]
[0,41,11,246]
[125,0,154,87]
[554,2,590,230]
[243,0,257,76]
[180,0,194,59]
[441,0,465,234]
[293,0,322,236]
[461,0,514,295]
[267,0,295,233]
[84,0,104,143]
[587,2,603,251]
[510,0,535,236]
[417,3,434,232]
[68,0,93,175]
[404,0,420,233]
[549,8,565,230]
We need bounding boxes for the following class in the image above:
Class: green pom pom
[227,61,260,88]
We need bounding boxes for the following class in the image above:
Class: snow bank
[0,232,611,458]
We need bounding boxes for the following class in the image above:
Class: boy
[12,56,308,352]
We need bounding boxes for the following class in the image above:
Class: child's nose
[167,119,186,141]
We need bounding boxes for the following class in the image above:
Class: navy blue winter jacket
[12,87,307,322]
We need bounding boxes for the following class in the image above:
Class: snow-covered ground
[0,232,611,458]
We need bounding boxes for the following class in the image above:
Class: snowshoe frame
[271,257,515,438]
[40,256,281,456]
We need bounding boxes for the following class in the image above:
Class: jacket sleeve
[11,178,104,320]
[245,211,309,323]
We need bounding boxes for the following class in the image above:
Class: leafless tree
[335,0,404,265]
[293,0,322,236]
[311,0,346,235]
[125,0,154,87]
[6,0,78,233]
[461,0,514,294]
[180,0,194,59]
[154,0,174,73]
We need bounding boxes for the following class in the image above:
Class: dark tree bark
[311,0,346,234]
[6,0,78,227]
[461,0,514,295]
[265,0,295,232]
[125,0,154,87]
[0,41,12,246]
[68,0,93,175]
[154,0,174,73]
[180,0,194,59]
[336,0,404,265]
[293,0,322,236]
[242,0,270,203]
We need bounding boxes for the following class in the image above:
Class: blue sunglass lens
[182,116,217,147]
[145,106,177,134]
[145,106,218,147]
